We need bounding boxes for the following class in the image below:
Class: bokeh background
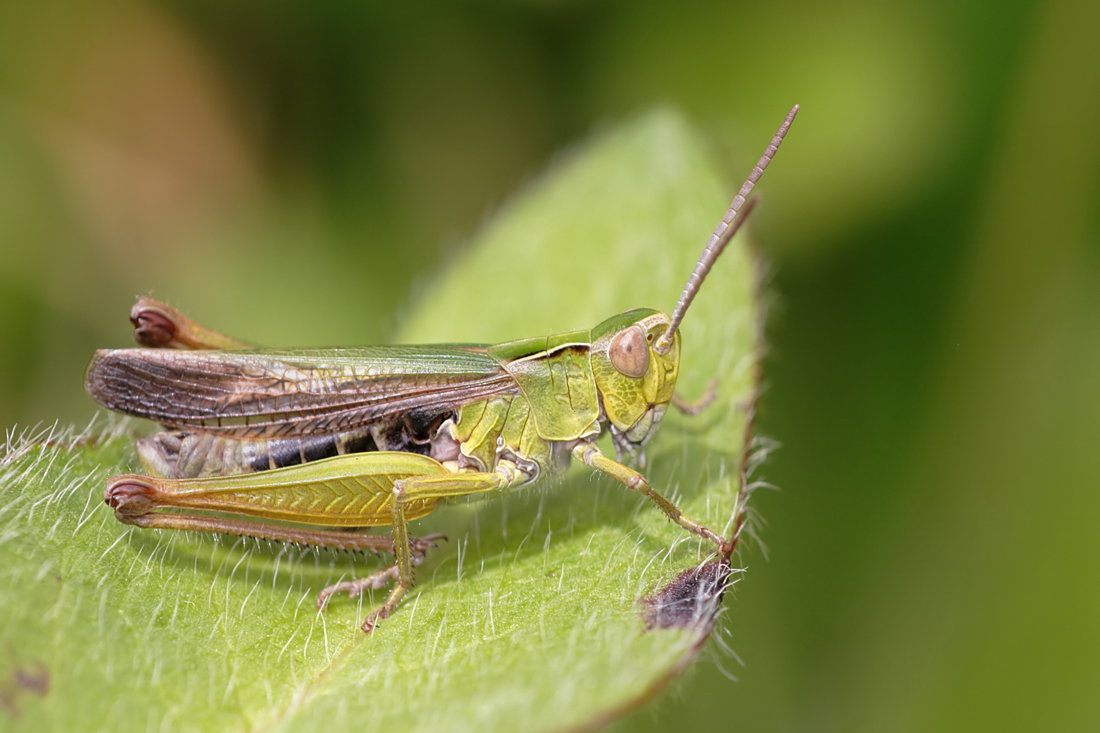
[1,0,1098,730]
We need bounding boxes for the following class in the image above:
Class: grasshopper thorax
[590,309,680,450]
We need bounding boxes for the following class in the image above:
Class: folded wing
[86,346,518,439]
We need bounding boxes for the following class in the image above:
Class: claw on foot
[360,582,409,633]
[411,532,446,556]
[361,607,391,634]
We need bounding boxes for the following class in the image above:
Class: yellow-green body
[90,308,682,532]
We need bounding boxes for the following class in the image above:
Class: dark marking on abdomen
[144,413,459,479]
[301,435,341,463]
[339,431,377,454]
[250,430,379,472]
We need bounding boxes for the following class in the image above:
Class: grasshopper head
[591,309,680,454]
[590,105,799,457]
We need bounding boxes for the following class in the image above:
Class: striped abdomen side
[135,428,380,479]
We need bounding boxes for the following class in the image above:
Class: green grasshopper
[86,106,797,632]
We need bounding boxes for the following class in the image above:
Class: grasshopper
[86,105,797,632]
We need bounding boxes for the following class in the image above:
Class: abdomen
[137,411,453,479]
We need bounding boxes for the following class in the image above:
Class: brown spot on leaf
[641,560,731,632]
[0,662,49,717]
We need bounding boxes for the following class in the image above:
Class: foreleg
[572,443,730,554]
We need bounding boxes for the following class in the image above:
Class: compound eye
[609,325,649,378]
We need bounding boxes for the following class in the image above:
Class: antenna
[654,104,798,354]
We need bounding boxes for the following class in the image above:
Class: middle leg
[323,466,526,631]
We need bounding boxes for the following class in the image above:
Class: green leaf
[0,109,762,732]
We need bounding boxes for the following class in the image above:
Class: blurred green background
[2,0,1098,730]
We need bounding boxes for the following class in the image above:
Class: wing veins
[87,348,518,438]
